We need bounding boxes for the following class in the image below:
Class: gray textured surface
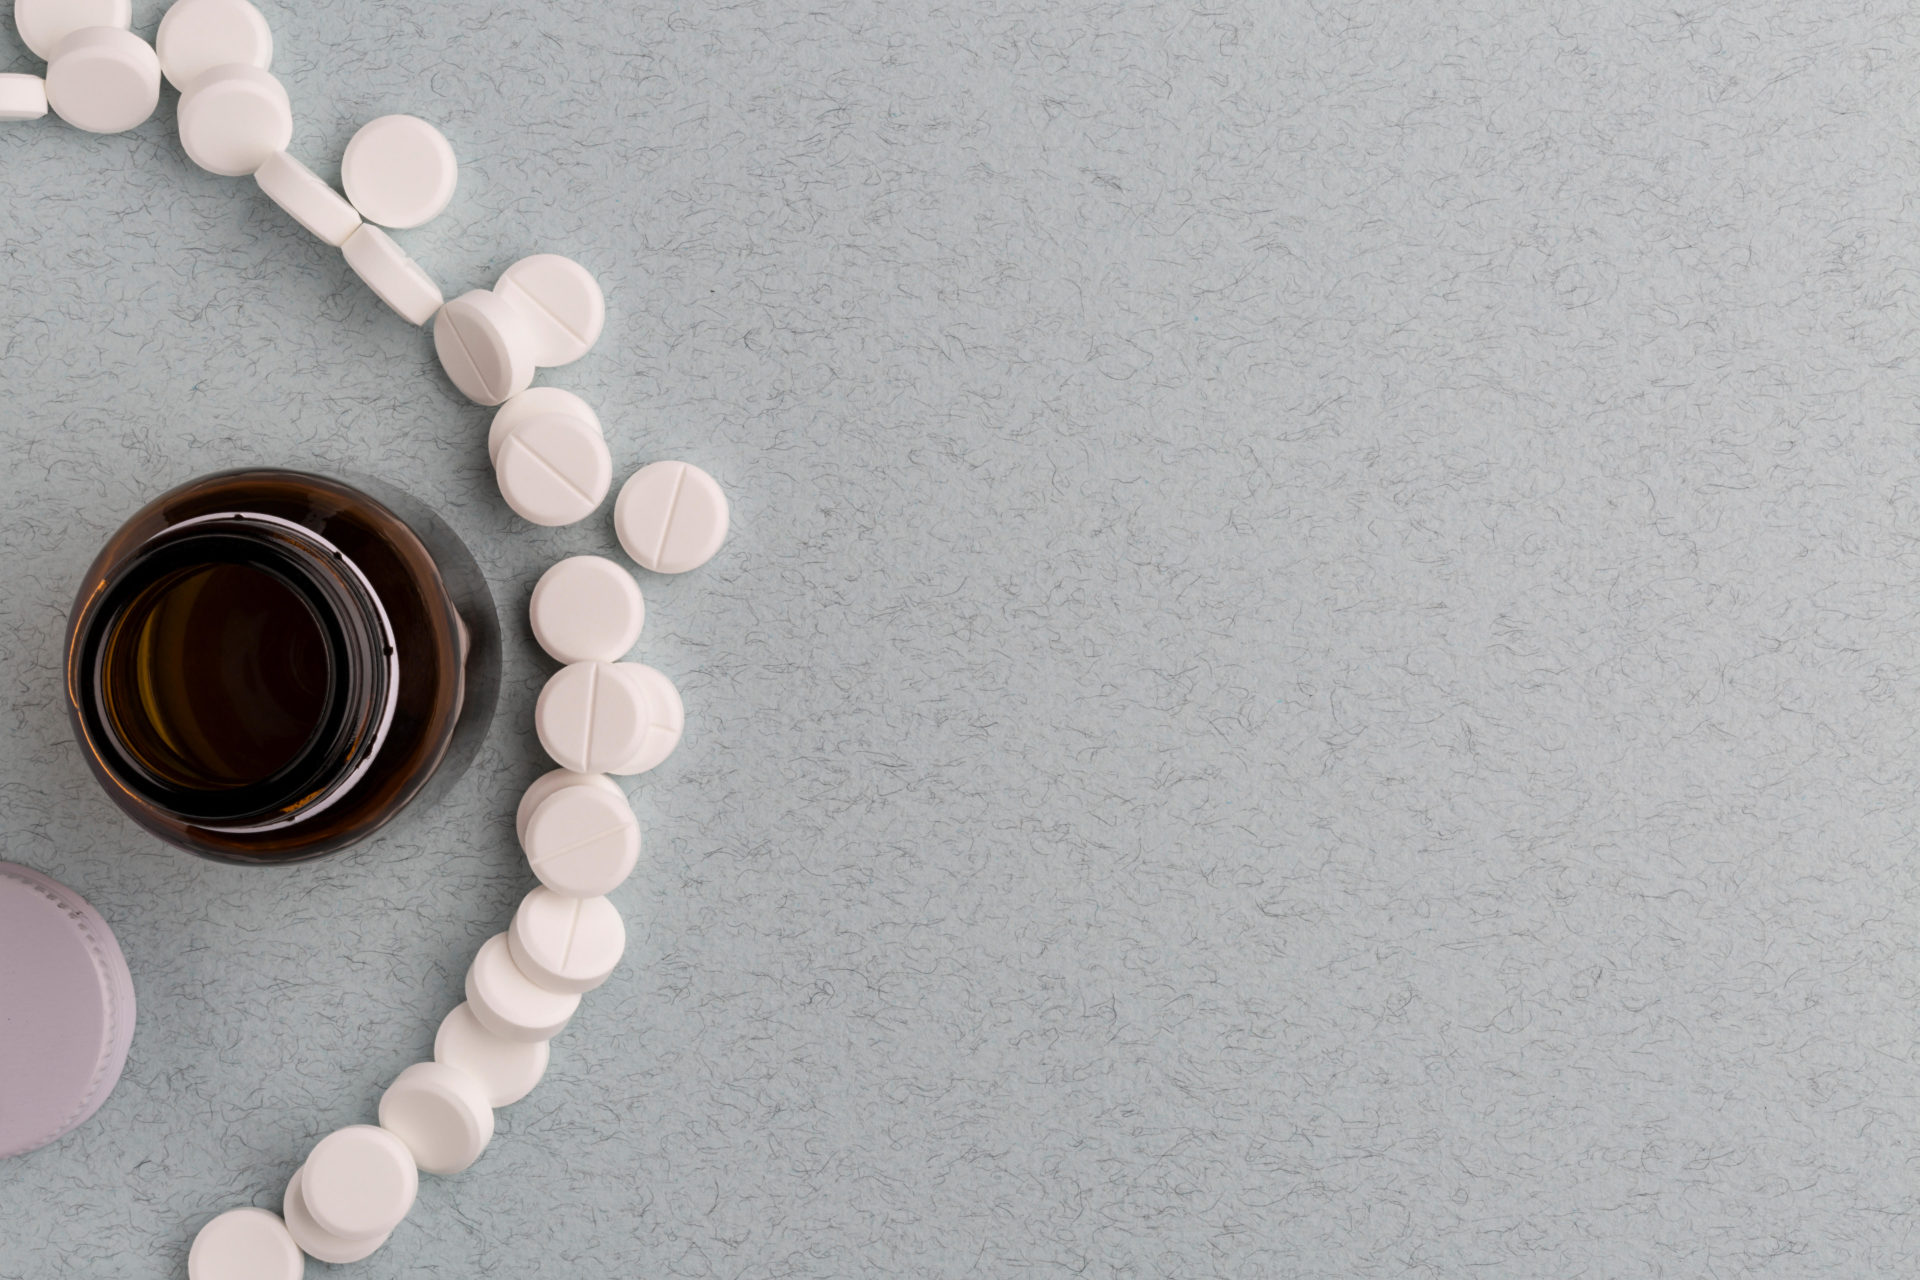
[0,0,1915,1275]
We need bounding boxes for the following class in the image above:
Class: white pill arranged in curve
[434,289,536,406]
[515,767,622,846]
[534,661,651,774]
[494,410,613,527]
[187,1206,302,1280]
[521,780,641,899]
[510,886,626,994]
[0,73,47,121]
[281,1165,389,1265]
[45,27,160,135]
[299,1124,418,1242]
[488,386,601,464]
[465,932,580,1042]
[377,1061,495,1176]
[609,662,684,775]
[341,113,457,228]
[341,223,443,326]
[433,1002,549,1107]
[530,555,645,665]
[154,0,271,92]
[176,64,290,176]
[253,150,361,246]
[15,0,129,61]
[495,254,606,367]
[614,461,730,574]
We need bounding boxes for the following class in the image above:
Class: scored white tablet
[521,782,640,899]
[434,289,536,405]
[494,411,613,526]
[509,886,626,993]
[614,460,730,574]
[495,253,605,366]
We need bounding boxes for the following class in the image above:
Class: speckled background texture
[2,1,1916,1275]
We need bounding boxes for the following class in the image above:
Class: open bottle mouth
[74,513,398,831]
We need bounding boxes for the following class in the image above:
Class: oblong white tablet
[510,887,626,994]
[494,411,613,527]
[300,1124,417,1241]
[465,932,579,1042]
[610,662,684,775]
[188,1207,302,1280]
[254,150,361,246]
[281,1166,388,1266]
[433,1002,549,1107]
[377,1061,495,1176]
[16,0,130,60]
[614,461,730,574]
[535,661,649,774]
[0,74,48,122]
[45,27,159,135]
[155,0,272,92]
[342,114,457,228]
[521,782,640,899]
[515,768,622,845]
[495,254,605,367]
[488,386,602,463]
[341,223,442,325]
[434,289,536,406]
[530,555,645,665]
[177,64,289,176]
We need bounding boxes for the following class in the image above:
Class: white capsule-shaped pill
[281,1165,388,1265]
[510,887,626,994]
[300,1124,417,1241]
[521,782,641,899]
[377,1061,495,1176]
[155,0,271,92]
[187,1207,302,1280]
[609,662,684,775]
[530,555,645,665]
[465,932,579,1042]
[515,767,623,846]
[15,0,129,61]
[341,114,457,228]
[254,150,360,246]
[0,74,48,121]
[45,27,159,135]
[535,661,650,774]
[434,289,536,406]
[341,223,442,325]
[177,63,289,176]
[614,460,730,574]
[488,386,602,464]
[494,411,613,527]
[495,254,606,367]
[433,1002,549,1107]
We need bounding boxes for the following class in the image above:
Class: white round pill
[515,767,622,846]
[377,1061,495,1176]
[341,114,457,228]
[614,461,730,574]
[341,223,443,326]
[535,661,650,774]
[281,1166,388,1265]
[187,1207,302,1280]
[495,254,606,367]
[465,932,580,1042]
[530,555,645,665]
[15,0,129,60]
[254,150,361,246]
[0,74,48,121]
[488,386,601,464]
[45,27,160,135]
[177,64,289,176]
[521,782,641,899]
[510,887,627,994]
[300,1124,418,1241]
[434,1002,549,1107]
[434,289,536,406]
[610,662,685,775]
[155,0,271,92]
[494,411,613,527]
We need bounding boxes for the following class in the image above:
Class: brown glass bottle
[65,470,499,864]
